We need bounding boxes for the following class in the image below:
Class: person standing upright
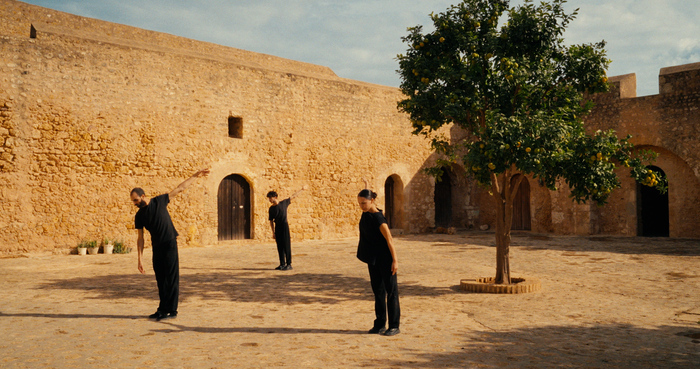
[356,178,401,336]
[268,185,308,270]
[130,168,210,321]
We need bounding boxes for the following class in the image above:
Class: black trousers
[152,238,179,314]
[275,223,292,265]
[368,262,400,329]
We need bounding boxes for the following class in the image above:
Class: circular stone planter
[460,277,541,294]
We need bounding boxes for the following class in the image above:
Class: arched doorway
[384,175,404,229]
[434,170,452,228]
[510,174,531,230]
[637,166,669,237]
[218,174,252,240]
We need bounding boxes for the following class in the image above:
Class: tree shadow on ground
[424,232,700,256]
[37,270,456,304]
[381,324,700,368]
[515,233,700,256]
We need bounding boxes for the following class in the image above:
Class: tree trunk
[491,171,523,285]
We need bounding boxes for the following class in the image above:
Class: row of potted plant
[76,238,130,255]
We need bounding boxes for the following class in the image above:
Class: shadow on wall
[378,324,700,368]
[37,269,456,304]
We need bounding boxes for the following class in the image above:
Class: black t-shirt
[357,211,392,265]
[269,198,291,226]
[135,194,178,246]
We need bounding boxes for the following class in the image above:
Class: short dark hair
[131,187,145,197]
[266,191,278,198]
[358,189,377,200]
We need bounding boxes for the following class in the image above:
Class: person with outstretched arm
[268,185,308,270]
[130,168,210,321]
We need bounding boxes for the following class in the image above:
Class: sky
[19,0,700,97]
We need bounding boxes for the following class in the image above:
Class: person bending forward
[130,168,210,321]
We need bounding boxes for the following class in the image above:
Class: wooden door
[511,174,531,230]
[218,174,251,240]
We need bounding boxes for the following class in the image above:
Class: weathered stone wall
[1,0,698,255]
[0,0,436,253]
[582,66,700,238]
[445,66,700,238]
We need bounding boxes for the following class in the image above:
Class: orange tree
[397,0,666,284]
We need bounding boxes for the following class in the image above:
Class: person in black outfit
[356,180,401,336]
[267,186,307,270]
[130,168,210,321]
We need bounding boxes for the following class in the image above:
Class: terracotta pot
[77,247,87,256]
[103,244,114,254]
[87,247,99,255]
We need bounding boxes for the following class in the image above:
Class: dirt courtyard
[1,232,699,368]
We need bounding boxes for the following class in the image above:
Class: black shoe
[368,326,386,334]
[148,311,165,320]
[275,265,284,270]
[283,264,293,270]
[157,311,177,321]
[383,328,400,336]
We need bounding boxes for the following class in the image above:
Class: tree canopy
[397,0,666,204]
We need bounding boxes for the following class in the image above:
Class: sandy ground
[1,232,699,368]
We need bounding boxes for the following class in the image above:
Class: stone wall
[0,0,436,253]
[445,66,700,238]
[1,0,698,255]
[581,66,700,238]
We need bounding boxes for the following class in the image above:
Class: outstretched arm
[289,185,309,201]
[362,178,371,190]
[169,168,210,198]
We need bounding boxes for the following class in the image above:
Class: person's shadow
[150,321,366,335]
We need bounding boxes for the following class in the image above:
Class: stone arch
[384,174,405,230]
[217,174,253,240]
[599,145,700,238]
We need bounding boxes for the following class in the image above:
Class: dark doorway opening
[510,174,531,231]
[218,174,252,240]
[637,166,669,237]
[385,176,395,228]
[384,175,404,229]
[434,170,452,228]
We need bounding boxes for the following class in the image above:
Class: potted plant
[113,239,131,254]
[77,240,88,256]
[87,240,99,255]
[103,238,114,254]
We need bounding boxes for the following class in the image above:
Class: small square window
[228,116,243,138]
